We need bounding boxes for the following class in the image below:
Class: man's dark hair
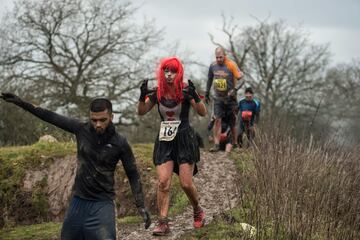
[90,98,113,113]
[245,87,254,94]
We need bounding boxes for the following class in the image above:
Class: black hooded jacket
[15,100,145,207]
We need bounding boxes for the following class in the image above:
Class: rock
[23,171,46,191]
[39,135,58,143]
[237,223,257,237]
[22,155,77,220]
[46,156,77,218]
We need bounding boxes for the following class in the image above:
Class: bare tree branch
[0,0,162,123]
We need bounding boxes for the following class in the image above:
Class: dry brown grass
[236,130,360,239]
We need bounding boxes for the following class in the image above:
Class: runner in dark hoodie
[1,92,151,240]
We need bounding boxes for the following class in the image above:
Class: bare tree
[0,0,161,124]
[322,60,360,143]
[323,60,360,119]
[210,17,331,120]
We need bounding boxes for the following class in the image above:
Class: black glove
[0,92,23,105]
[205,92,210,104]
[188,80,201,103]
[139,79,148,102]
[138,207,151,229]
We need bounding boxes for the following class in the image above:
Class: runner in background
[205,46,244,152]
[237,87,260,147]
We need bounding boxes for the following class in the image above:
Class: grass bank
[184,132,360,239]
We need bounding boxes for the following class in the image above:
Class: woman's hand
[187,80,201,103]
[139,79,149,102]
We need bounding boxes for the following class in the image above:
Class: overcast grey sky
[131,0,360,65]
[1,0,359,65]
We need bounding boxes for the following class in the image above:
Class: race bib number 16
[159,121,181,141]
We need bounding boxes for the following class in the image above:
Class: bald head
[215,46,225,55]
[215,46,226,65]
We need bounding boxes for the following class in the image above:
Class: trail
[118,150,241,239]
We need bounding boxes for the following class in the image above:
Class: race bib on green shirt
[159,121,181,141]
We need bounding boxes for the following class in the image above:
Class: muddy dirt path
[118,150,241,239]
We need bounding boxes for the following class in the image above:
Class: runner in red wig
[138,57,207,235]
[156,57,184,103]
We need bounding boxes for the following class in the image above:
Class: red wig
[156,57,184,103]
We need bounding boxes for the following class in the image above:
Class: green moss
[0,222,61,240]
[117,214,156,225]
[230,149,254,173]
[31,177,49,218]
[0,141,76,170]
[132,143,155,169]
[0,216,158,240]
[117,215,143,224]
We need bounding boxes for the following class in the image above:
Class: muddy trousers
[61,196,116,240]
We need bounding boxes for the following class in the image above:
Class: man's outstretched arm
[1,92,81,134]
[120,139,151,229]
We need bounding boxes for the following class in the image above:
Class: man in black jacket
[1,93,151,240]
